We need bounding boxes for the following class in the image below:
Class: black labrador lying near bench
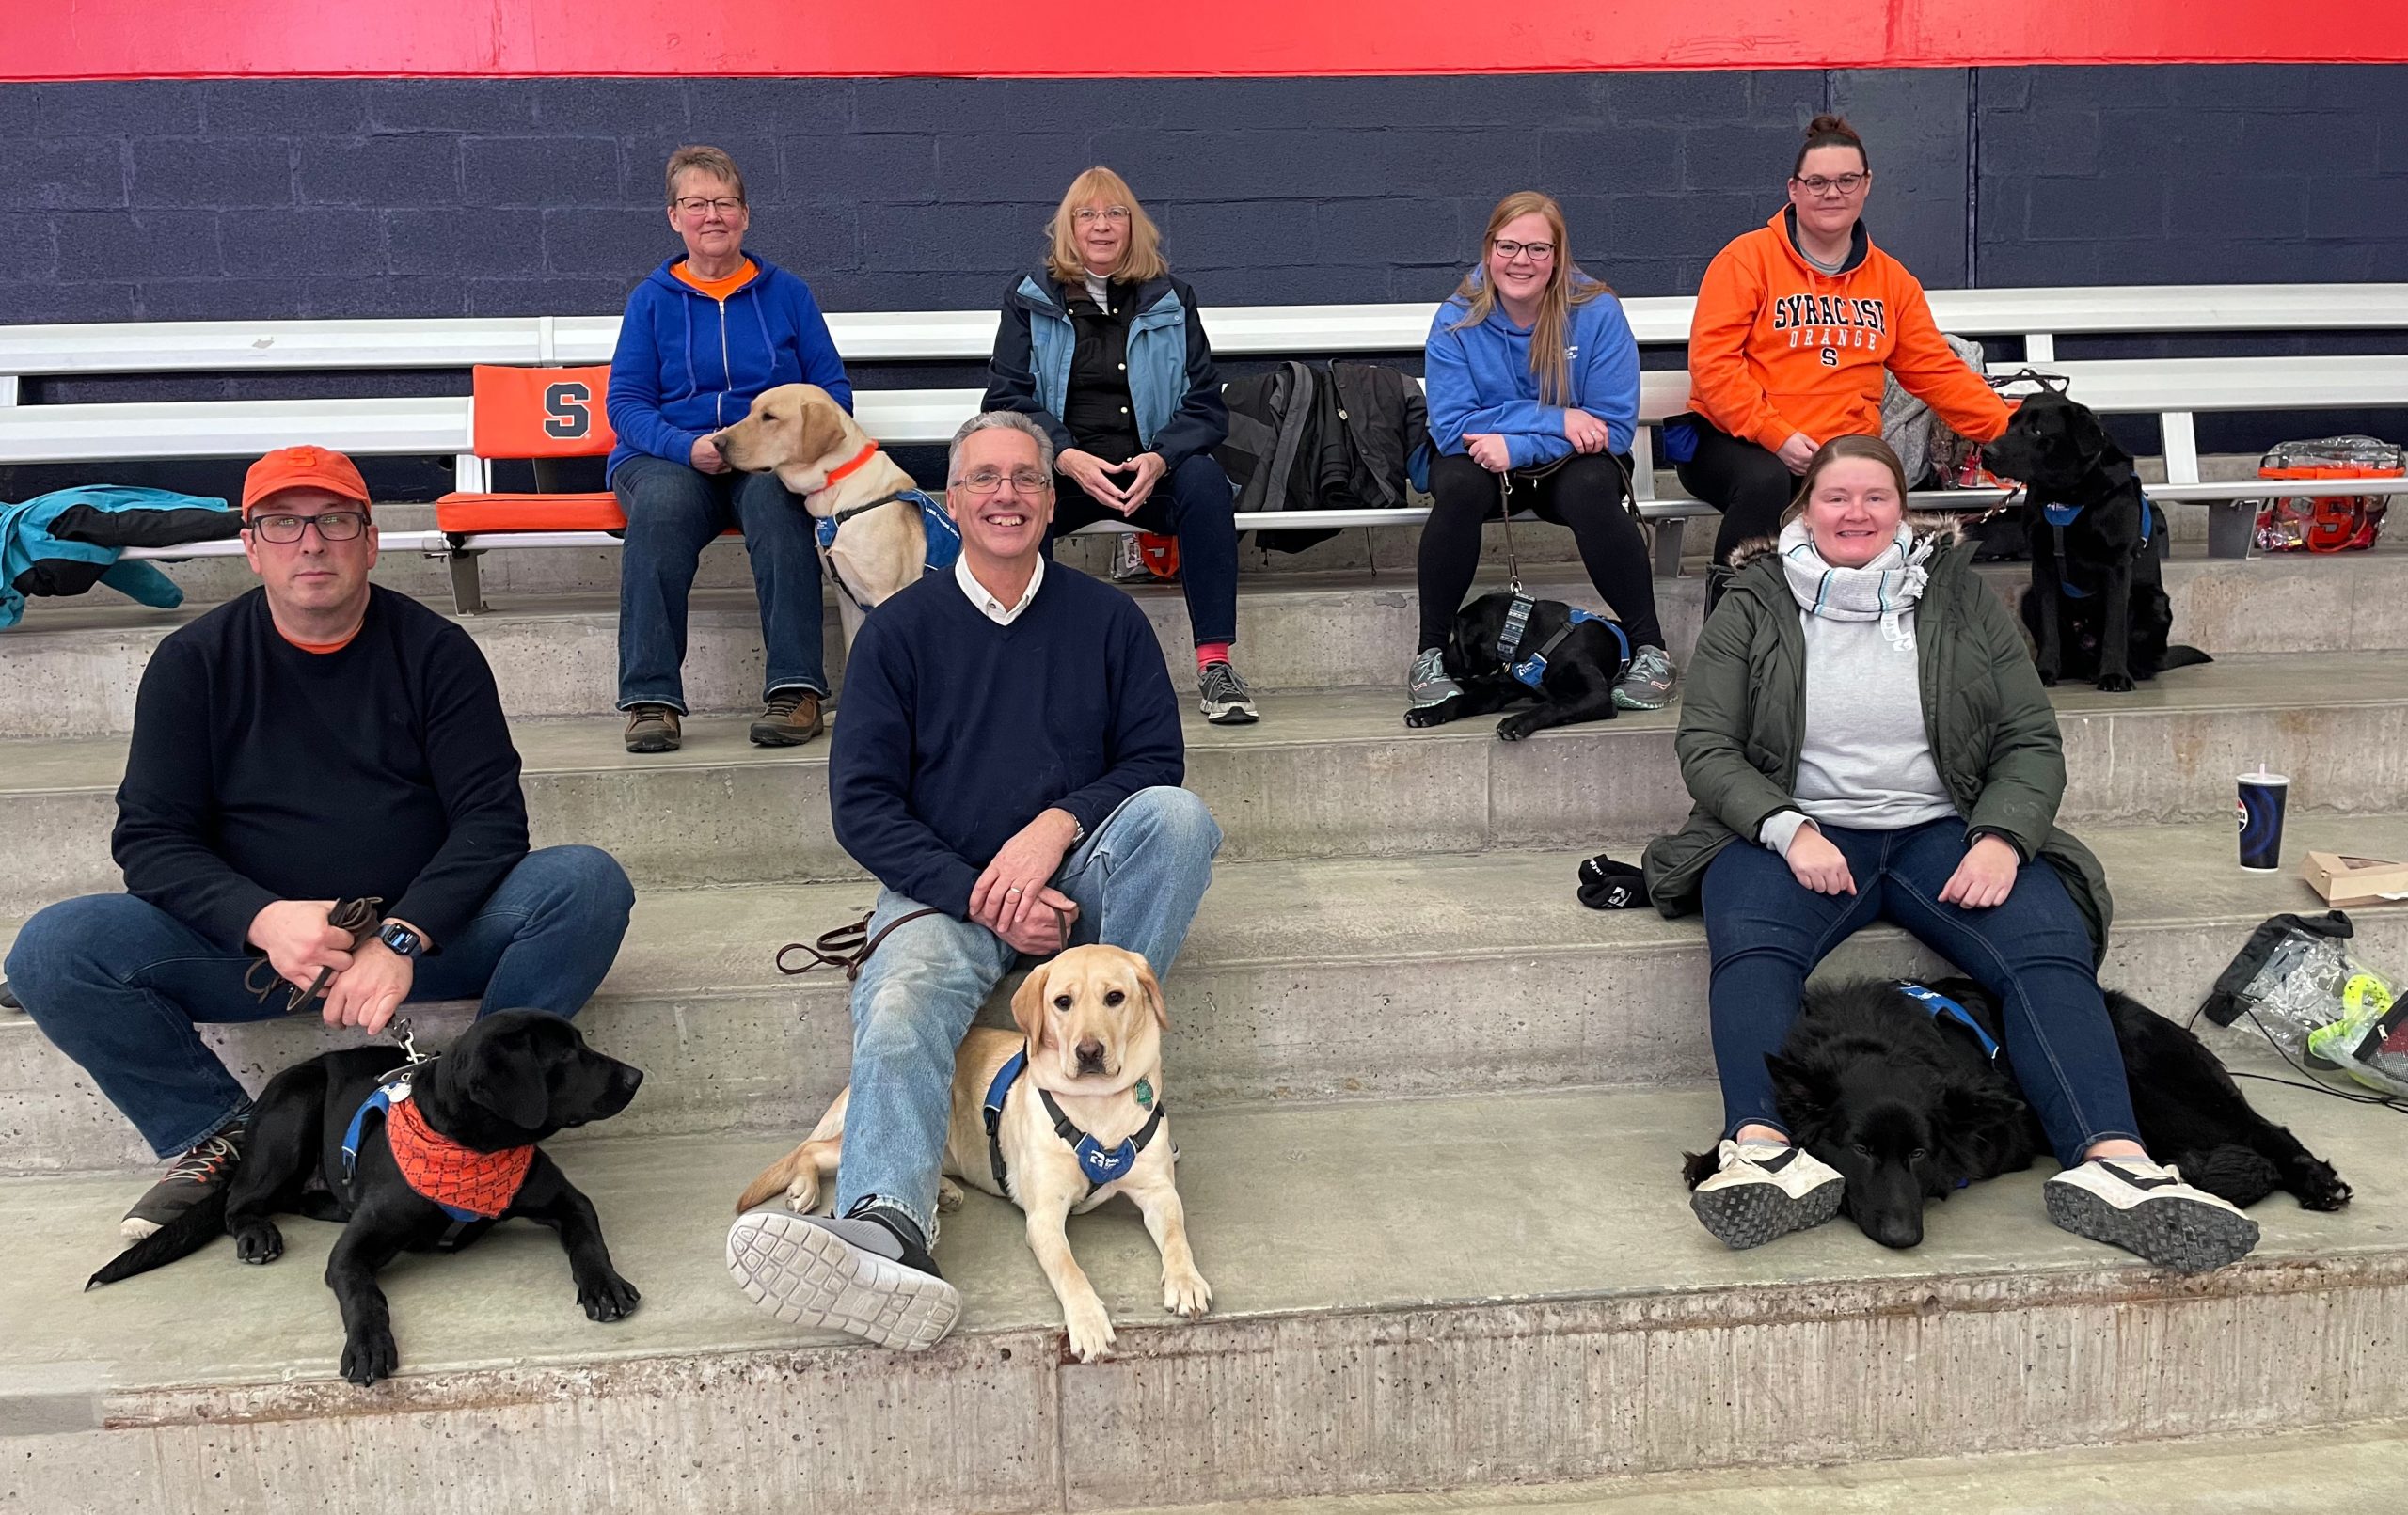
[1682,976,2349,1252]
[1980,388,2211,692]
[87,1009,644,1386]
[1405,590,1634,741]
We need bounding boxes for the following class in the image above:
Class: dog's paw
[1496,715,1534,742]
[578,1270,643,1323]
[782,1173,822,1214]
[341,1327,398,1387]
[232,1218,284,1265]
[1163,1266,1213,1318]
[1063,1298,1117,1363]
[2292,1162,2353,1212]
[1403,698,1463,730]
[2095,671,2136,693]
[2035,665,2061,687]
[936,1177,966,1214]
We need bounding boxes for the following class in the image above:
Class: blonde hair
[665,145,746,207]
[1045,166,1168,285]
[1450,192,1608,407]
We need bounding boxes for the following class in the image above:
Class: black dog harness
[1494,592,1630,691]
[2040,492,2154,600]
[981,1043,1167,1199]
[1897,982,2002,1061]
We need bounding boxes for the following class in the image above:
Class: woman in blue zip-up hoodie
[607,146,853,756]
[1412,192,1676,723]
[984,166,1257,727]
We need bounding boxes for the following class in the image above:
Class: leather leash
[246,895,386,1016]
[777,901,1076,982]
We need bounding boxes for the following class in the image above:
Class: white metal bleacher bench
[2,285,2404,612]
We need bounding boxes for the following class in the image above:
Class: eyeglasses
[249,510,370,544]
[953,467,1054,495]
[1072,206,1132,226]
[1491,238,1556,262]
[1791,173,1869,197]
[674,196,746,216]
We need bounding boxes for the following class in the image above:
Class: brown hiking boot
[624,703,682,754]
[122,1111,250,1241]
[750,688,825,748]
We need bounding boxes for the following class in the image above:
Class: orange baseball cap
[242,445,371,514]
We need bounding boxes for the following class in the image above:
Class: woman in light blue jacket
[1411,191,1672,723]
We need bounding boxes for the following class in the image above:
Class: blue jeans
[1046,453,1240,649]
[614,453,829,712]
[1700,817,2140,1169]
[834,787,1222,1240]
[4,846,635,1159]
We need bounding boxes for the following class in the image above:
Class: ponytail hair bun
[1795,114,1868,175]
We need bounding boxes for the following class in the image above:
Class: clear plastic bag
[2231,925,2408,1098]
[2251,434,2402,554]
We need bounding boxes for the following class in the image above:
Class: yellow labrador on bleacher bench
[735,944,1211,1362]
[712,383,955,644]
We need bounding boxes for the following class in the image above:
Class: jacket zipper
[715,297,732,427]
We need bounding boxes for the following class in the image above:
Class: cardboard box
[2302,851,2408,908]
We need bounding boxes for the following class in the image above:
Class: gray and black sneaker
[727,1199,961,1350]
[1611,645,1679,711]
[1405,647,1464,727]
[1198,660,1259,725]
[623,703,682,754]
[2044,1158,2260,1272]
[122,1110,250,1242]
[1689,1138,1844,1250]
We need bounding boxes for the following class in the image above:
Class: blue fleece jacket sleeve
[1050,598,1185,837]
[827,621,985,918]
[784,276,854,414]
[1425,308,1569,468]
[606,284,703,467]
[1573,297,1641,456]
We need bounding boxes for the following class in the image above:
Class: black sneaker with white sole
[122,1109,250,1242]
[1688,1138,1845,1250]
[2044,1158,2260,1272]
[727,1199,961,1350]
[1198,660,1259,725]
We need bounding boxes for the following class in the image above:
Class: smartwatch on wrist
[377,922,427,959]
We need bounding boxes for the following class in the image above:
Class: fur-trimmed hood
[1722,512,1968,574]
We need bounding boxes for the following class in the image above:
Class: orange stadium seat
[436,364,627,533]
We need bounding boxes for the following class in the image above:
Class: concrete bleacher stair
[7,532,2408,1508]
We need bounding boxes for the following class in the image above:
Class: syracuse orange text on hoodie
[1687,208,2009,455]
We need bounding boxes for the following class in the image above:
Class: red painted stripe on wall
[12,0,2408,79]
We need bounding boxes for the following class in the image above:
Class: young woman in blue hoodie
[607,146,853,755]
[1412,192,1675,722]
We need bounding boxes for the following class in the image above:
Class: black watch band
[378,922,426,959]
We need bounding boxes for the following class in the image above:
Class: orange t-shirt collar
[673,257,758,302]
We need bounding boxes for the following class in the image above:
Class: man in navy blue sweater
[727,412,1221,1350]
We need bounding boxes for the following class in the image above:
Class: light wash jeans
[834,786,1221,1241]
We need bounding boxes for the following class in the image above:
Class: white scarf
[1778,518,1932,650]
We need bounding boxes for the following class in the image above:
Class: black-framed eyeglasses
[249,510,370,544]
[1791,172,1869,197]
[1492,238,1557,261]
[953,467,1053,496]
[674,196,746,216]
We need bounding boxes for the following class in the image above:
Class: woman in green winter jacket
[1641,435,2257,1271]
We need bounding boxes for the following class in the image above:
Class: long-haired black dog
[1980,389,2211,692]
[87,1009,645,1385]
[1404,590,1633,741]
[1682,977,2349,1250]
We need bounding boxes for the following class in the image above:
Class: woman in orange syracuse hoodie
[1674,115,2009,613]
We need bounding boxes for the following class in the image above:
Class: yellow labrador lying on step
[736,944,1211,1362]
[712,383,948,644]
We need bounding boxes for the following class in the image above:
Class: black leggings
[1418,451,1664,653]
[1673,419,1797,569]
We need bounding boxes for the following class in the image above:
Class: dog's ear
[1133,959,1169,1032]
[795,397,848,471]
[1010,961,1055,1050]
[1765,1051,1833,1126]
[464,1036,552,1130]
[2066,402,2110,470]
[1941,1081,2028,1137]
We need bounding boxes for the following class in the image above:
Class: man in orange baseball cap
[5,445,633,1241]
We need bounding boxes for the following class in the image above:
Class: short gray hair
[948,410,1056,483]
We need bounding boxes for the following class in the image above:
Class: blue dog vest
[982,1045,1167,1199]
[813,489,960,606]
[1896,982,2002,1061]
[1495,593,1630,691]
[2041,494,2153,600]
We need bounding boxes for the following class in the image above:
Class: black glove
[1577,852,1649,910]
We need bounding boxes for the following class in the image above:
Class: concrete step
[13,813,2408,1175]
[8,546,2404,738]
[4,656,2407,919]
[6,1074,2400,1511]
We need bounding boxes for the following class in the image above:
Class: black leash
[245,896,385,1016]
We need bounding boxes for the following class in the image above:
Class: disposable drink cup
[2238,768,2289,873]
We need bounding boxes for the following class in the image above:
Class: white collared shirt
[956,554,1044,625]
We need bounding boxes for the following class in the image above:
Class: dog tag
[1134,1078,1155,1110]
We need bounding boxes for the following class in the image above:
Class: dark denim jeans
[1046,453,1240,649]
[4,846,635,1158]
[614,453,829,712]
[1700,817,2140,1168]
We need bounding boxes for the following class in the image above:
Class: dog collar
[823,441,880,485]
[982,1044,1169,1199]
[341,1077,534,1241]
[1897,982,2002,1061]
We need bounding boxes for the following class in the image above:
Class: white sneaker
[726,1207,961,1350]
[1689,1139,1844,1250]
[2044,1158,2260,1272]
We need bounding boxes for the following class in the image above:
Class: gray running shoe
[727,1203,961,1350]
[1405,647,1464,725]
[1611,645,1679,711]
[122,1110,251,1241]
[1198,660,1259,725]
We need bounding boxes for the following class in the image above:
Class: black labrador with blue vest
[1679,977,2348,1250]
[736,943,1209,1364]
[86,1009,644,1386]
[1981,388,2210,692]
[1406,589,1634,739]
